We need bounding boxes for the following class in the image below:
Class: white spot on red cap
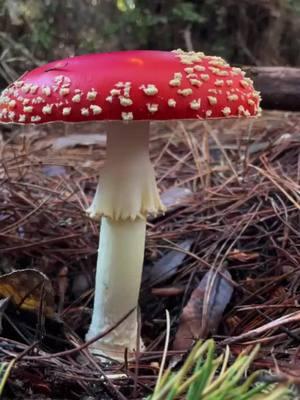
[147,103,158,113]
[232,67,242,75]
[23,106,33,113]
[122,112,133,120]
[221,107,231,116]
[141,84,158,96]
[42,104,53,114]
[123,83,131,97]
[30,85,39,94]
[200,74,210,81]
[169,78,181,87]
[60,87,70,96]
[240,80,249,88]
[190,99,201,110]
[119,96,133,107]
[110,89,121,96]
[90,105,102,115]
[31,116,41,122]
[8,100,16,108]
[208,96,217,105]
[215,69,229,77]
[62,107,71,116]
[168,99,176,107]
[19,114,26,122]
[54,75,64,84]
[81,108,89,116]
[72,94,81,103]
[238,105,251,116]
[194,65,206,72]
[87,89,97,100]
[227,94,239,101]
[189,79,202,87]
[22,83,31,93]
[174,72,183,79]
[206,110,213,117]
[178,88,193,96]
[42,86,51,96]
[215,79,224,86]
[8,111,15,120]
[15,81,24,88]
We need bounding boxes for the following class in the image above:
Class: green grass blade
[0,359,15,396]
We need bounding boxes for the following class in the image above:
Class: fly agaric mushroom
[0,50,261,360]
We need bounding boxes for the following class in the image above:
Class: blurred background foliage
[0,0,299,84]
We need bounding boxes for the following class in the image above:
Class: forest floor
[0,111,300,399]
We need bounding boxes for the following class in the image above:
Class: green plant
[148,340,290,400]
[0,359,15,396]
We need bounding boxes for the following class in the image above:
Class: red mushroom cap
[0,50,261,124]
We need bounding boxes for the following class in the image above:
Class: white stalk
[86,121,164,360]
[86,217,146,359]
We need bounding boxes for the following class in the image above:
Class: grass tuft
[148,340,290,400]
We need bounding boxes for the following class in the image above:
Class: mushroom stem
[86,121,164,359]
[86,217,146,359]
[87,121,164,220]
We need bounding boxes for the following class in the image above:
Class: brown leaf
[0,269,55,317]
[57,266,68,314]
[151,287,184,296]
[173,269,234,351]
[227,249,259,262]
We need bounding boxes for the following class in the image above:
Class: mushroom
[0,50,261,360]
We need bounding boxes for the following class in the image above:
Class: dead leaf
[0,269,55,317]
[52,133,106,150]
[148,239,193,285]
[151,287,184,296]
[227,249,259,262]
[57,266,68,313]
[161,187,193,210]
[173,269,234,351]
